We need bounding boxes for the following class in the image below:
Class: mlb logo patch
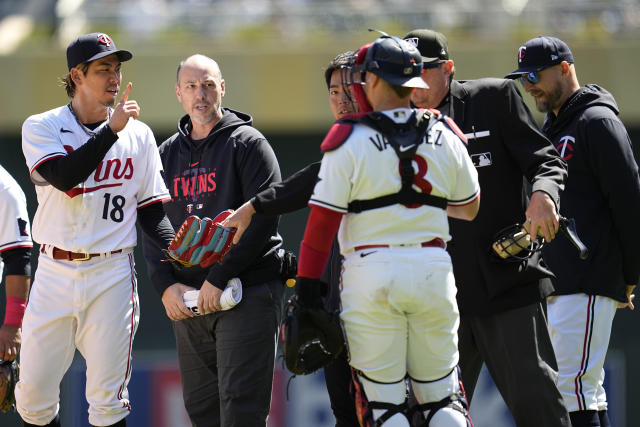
[471,152,492,167]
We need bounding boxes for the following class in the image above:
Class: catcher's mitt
[0,360,18,413]
[166,210,236,268]
[282,295,344,375]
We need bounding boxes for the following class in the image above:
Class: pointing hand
[109,82,140,133]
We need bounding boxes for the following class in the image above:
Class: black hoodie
[142,108,282,294]
[541,84,640,301]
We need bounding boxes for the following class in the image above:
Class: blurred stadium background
[0,0,639,425]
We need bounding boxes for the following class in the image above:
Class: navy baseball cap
[66,32,132,71]
[505,36,574,79]
[403,29,450,64]
[361,35,428,89]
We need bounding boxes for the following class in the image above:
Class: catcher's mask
[340,42,374,113]
[491,221,544,261]
[342,32,428,113]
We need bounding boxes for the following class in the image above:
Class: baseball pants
[16,250,138,426]
[457,301,571,427]
[547,293,616,413]
[173,279,283,427]
[340,245,459,383]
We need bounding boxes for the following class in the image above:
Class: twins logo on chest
[555,135,575,161]
[170,163,217,205]
[63,145,133,198]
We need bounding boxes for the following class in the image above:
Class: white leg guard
[410,368,471,427]
[353,373,410,427]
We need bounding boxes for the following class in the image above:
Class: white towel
[182,278,243,315]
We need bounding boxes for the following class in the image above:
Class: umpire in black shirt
[404,29,571,426]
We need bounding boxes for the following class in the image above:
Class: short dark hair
[59,62,90,98]
[389,84,413,99]
[324,51,355,90]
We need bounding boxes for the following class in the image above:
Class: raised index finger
[119,82,133,104]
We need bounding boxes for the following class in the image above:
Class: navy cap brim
[69,49,133,70]
[383,75,429,89]
[504,64,547,79]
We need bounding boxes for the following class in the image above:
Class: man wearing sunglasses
[403,29,571,426]
[506,36,640,427]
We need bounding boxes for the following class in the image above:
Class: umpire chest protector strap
[343,109,448,213]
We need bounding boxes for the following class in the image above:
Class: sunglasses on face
[421,60,446,73]
[519,70,541,85]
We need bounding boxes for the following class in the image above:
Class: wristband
[4,297,27,328]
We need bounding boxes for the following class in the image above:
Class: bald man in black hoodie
[142,54,283,427]
[507,36,640,427]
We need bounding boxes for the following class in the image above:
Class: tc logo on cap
[97,34,112,46]
[518,46,526,63]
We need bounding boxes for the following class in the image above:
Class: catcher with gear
[0,359,18,413]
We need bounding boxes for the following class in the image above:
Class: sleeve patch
[320,122,354,152]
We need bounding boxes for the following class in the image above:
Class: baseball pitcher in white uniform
[17,33,175,427]
[0,164,33,363]
[295,35,480,427]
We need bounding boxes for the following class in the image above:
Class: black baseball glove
[0,360,18,413]
[283,278,345,375]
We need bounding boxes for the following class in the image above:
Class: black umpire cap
[505,36,574,79]
[66,32,133,71]
[360,35,428,89]
[403,29,450,65]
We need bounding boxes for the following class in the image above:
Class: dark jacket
[142,108,282,294]
[252,161,320,216]
[252,161,342,312]
[441,78,567,315]
[541,84,640,302]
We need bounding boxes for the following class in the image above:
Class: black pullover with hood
[142,108,283,296]
[541,84,640,301]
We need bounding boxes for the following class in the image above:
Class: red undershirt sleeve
[298,205,344,278]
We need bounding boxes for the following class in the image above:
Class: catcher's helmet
[354,35,428,89]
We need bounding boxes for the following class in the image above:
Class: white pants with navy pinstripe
[16,250,138,426]
[547,293,616,413]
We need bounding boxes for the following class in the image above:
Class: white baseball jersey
[22,105,170,252]
[17,104,165,426]
[312,108,479,391]
[310,108,479,252]
[0,164,33,277]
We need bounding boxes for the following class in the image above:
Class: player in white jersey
[17,33,175,427]
[296,35,480,426]
[0,164,32,363]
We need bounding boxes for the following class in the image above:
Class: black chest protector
[346,110,448,213]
